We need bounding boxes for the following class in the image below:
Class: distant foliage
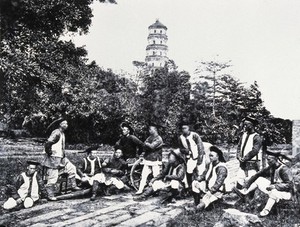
[190,61,291,145]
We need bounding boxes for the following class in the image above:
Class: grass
[1,138,299,226]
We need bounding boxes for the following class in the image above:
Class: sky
[65,0,300,120]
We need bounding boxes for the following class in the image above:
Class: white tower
[145,20,168,67]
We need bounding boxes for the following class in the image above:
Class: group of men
[2,117,296,218]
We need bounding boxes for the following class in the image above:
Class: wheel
[130,158,143,191]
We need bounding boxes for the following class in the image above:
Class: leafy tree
[0,0,116,133]
[135,62,191,144]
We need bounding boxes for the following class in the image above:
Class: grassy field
[0,138,299,227]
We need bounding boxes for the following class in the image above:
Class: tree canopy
[0,1,291,146]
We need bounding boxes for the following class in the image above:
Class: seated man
[191,146,229,211]
[233,150,292,217]
[3,161,47,210]
[135,148,186,203]
[77,147,103,187]
[90,149,130,200]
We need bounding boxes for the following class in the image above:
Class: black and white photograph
[1,0,300,226]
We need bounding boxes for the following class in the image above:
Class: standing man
[115,122,144,162]
[42,118,80,201]
[136,124,164,195]
[236,117,263,188]
[178,123,205,191]
[3,161,47,210]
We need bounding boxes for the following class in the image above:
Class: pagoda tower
[145,20,168,67]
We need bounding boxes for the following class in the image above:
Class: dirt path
[0,159,239,227]
[0,193,190,227]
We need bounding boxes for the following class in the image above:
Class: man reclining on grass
[3,161,47,210]
[134,148,186,204]
[233,150,293,217]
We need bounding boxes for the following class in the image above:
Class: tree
[0,0,116,131]
[136,63,191,144]
[195,60,231,117]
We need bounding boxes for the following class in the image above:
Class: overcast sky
[66,0,300,120]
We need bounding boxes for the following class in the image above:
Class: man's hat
[210,146,226,163]
[179,120,192,128]
[46,117,67,135]
[148,122,163,130]
[266,150,292,162]
[170,148,186,163]
[81,145,99,154]
[120,122,134,135]
[27,160,40,166]
[244,116,259,126]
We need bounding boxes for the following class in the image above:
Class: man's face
[267,155,278,166]
[244,121,253,132]
[149,126,157,135]
[114,150,123,159]
[209,151,219,163]
[168,153,177,165]
[60,120,68,131]
[88,150,97,160]
[27,164,37,175]
[122,127,130,136]
[181,125,190,135]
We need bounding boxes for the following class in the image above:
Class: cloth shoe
[69,177,81,191]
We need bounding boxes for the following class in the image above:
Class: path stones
[214,208,263,227]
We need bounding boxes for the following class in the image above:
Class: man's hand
[239,157,245,163]
[206,190,213,196]
[149,179,155,186]
[16,198,23,204]
[196,176,205,182]
[164,175,173,181]
[102,162,107,167]
[110,169,121,175]
[46,149,53,156]
[266,185,276,191]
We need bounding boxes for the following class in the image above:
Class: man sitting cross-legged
[90,149,130,200]
[77,147,103,188]
[3,161,47,210]
[135,148,186,204]
[233,150,293,217]
[190,146,230,211]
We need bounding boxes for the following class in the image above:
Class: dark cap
[266,150,292,161]
[210,146,226,163]
[148,122,163,130]
[46,117,67,135]
[27,160,40,166]
[81,145,99,154]
[244,116,259,126]
[179,120,192,128]
[120,122,134,135]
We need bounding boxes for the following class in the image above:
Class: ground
[0,138,299,227]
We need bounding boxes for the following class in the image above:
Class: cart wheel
[130,158,143,191]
